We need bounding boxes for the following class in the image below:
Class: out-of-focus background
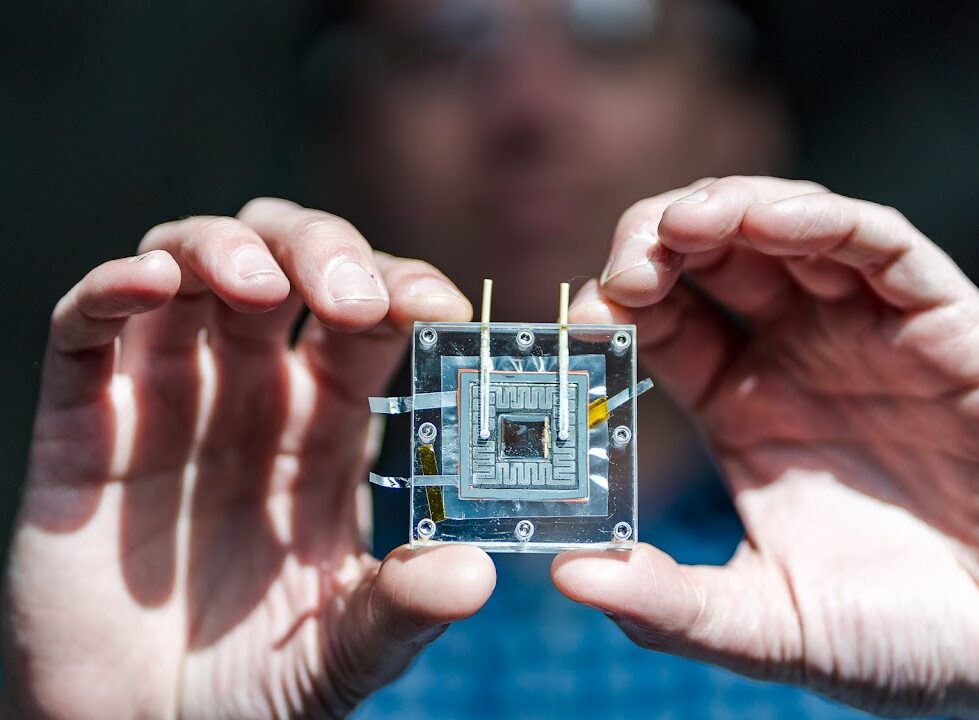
[2,1,977,717]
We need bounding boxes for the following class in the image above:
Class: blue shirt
[360,461,876,720]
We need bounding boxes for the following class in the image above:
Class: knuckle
[618,197,659,228]
[137,220,177,252]
[712,174,749,190]
[796,179,830,194]
[193,216,250,246]
[237,196,277,215]
[880,204,910,227]
[397,257,440,277]
[291,214,362,249]
[236,195,297,220]
[49,292,73,328]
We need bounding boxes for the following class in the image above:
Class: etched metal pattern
[459,371,588,501]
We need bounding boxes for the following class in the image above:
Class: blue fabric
[358,468,876,720]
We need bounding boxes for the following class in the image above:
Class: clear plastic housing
[409,322,639,553]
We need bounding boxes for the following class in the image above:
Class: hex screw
[419,327,438,349]
[417,518,436,539]
[612,331,632,353]
[515,520,535,541]
[611,425,632,447]
[613,522,633,541]
[516,329,535,351]
[417,422,438,444]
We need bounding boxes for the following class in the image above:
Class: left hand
[551,176,979,717]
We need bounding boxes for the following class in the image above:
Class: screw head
[417,518,436,539]
[515,329,535,350]
[418,327,438,349]
[514,520,535,541]
[417,422,438,444]
[611,425,632,447]
[612,331,632,353]
[613,521,633,541]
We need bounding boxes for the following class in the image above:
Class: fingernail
[233,246,281,280]
[327,260,386,303]
[600,230,657,285]
[673,189,710,205]
[129,250,163,264]
[407,276,465,302]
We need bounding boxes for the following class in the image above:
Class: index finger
[600,176,824,309]
[238,197,390,333]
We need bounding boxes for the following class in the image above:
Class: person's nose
[471,39,580,159]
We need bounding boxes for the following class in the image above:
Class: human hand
[3,199,496,719]
[552,177,979,717]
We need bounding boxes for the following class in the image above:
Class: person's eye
[385,1,501,77]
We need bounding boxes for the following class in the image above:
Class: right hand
[3,199,496,719]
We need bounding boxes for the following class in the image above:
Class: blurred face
[334,0,785,318]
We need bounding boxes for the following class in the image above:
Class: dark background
[2,0,978,570]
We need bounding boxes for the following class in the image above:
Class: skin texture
[551,176,979,718]
[2,199,496,719]
[3,178,978,718]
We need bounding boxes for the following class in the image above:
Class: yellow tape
[418,443,446,523]
[588,396,609,428]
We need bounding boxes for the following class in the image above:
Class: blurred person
[3,2,978,720]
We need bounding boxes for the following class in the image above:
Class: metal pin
[479,279,493,440]
[557,282,570,441]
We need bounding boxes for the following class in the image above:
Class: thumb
[550,543,804,683]
[328,545,496,712]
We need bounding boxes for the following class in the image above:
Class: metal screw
[611,425,632,447]
[418,327,438,349]
[515,329,535,351]
[417,422,438,444]
[613,522,633,541]
[417,518,436,539]
[612,331,632,353]
[515,520,535,541]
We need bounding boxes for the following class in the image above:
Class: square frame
[409,322,638,553]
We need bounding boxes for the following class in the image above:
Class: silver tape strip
[368,473,460,489]
[368,390,457,415]
[412,474,460,487]
[606,377,654,413]
[368,473,410,489]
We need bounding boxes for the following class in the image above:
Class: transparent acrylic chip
[406,322,640,553]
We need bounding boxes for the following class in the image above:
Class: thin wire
[557,282,570,441]
[479,278,493,440]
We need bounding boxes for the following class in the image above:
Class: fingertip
[378,544,496,625]
[598,233,681,309]
[568,280,633,324]
[552,544,684,621]
[402,278,473,326]
[384,270,474,331]
[133,250,182,300]
[598,262,678,309]
[550,548,636,610]
[84,251,181,315]
[220,271,292,314]
[312,259,391,332]
[658,192,737,253]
